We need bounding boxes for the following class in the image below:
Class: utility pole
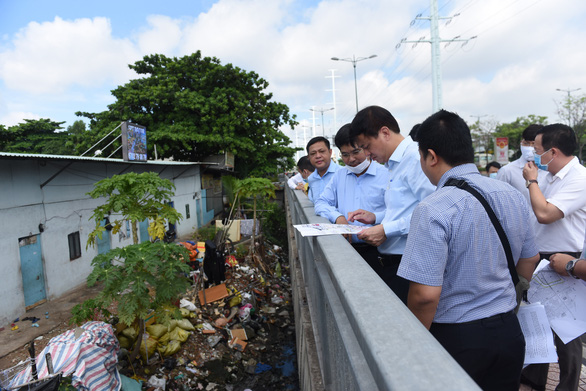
[310,106,317,137]
[556,87,581,126]
[326,69,339,132]
[397,0,476,113]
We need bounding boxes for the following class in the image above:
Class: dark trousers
[377,253,410,305]
[521,251,583,391]
[430,310,525,391]
[352,243,384,277]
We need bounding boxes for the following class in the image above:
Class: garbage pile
[120,242,298,390]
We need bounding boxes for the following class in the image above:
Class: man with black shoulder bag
[397,110,540,391]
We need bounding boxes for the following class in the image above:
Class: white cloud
[0,16,140,94]
[1,0,586,135]
[0,111,40,127]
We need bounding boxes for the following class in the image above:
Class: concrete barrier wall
[285,186,480,391]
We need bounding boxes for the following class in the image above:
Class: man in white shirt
[347,106,435,304]
[521,123,586,391]
[497,124,547,203]
[287,156,314,190]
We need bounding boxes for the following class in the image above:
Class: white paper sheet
[516,303,558,365]
[293,223,365,237]
[527,260,586,344]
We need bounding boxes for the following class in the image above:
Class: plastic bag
[146,324,168,339]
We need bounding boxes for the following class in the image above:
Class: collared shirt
[398,164,539,323]
[307,161,340,202]
[534,157,586,253]
[376,137,435,255]
[497,157,547,204]
[287,172,304,190]
[314,161,389,241]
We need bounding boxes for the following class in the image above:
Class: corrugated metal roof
[0,152,216,166]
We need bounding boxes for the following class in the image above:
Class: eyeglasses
[520,140,535,147]
[340,148,364,158]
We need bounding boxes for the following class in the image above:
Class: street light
[331,54,377,113]
[310,107,334,137]
[556,88,581,126]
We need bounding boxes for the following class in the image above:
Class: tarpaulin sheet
[10,321,121,391]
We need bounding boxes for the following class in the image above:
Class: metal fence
[285,186,480,391]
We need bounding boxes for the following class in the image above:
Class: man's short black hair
[306,136,330,153]
[485,161,501,172]
[409,124,421,142]
[522,124,543,142]
[297,156,314,172]
[537,124,577,156]
[349,105,400,142]
[417,109,475,166]
[334,124,352,149]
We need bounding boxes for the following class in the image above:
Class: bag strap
[443,178,519,286]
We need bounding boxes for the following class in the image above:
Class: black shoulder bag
[443,178,529,312]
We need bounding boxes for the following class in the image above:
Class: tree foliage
[0,118,68,154]
[555,92,586,161]
[76,51,298,178]
[87,172,181,246]
[494,115,548,160]
[74,241,191,327]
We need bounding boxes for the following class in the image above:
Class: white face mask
[346,158,371,174]
[520,145,535,162]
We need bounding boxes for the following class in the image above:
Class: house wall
[0,157,213,327]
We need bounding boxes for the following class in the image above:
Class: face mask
[489,172,498,179]
[520,145,535,162]
[534,149,553,171]
[346,158,370,174]
[303,178,308,183]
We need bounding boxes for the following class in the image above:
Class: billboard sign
[122,122,147,162]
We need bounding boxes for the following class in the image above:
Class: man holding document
[521,123,586,391]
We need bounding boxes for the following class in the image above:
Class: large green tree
[0,118,68,154]
[494,115,548,160]
[76,51,298,177]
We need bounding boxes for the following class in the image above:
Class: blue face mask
[489,172,498,179]
[303,178,308,183]
[534,149,553,171]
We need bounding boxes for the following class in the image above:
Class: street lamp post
[310,107,334,137]
[556,88,581,126]
[331,54,377,113]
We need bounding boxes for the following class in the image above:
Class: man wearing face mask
[520,123,586,391]
[497,124,547,203]
[314,125,389,280]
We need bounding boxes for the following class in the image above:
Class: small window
[68,232,81,260]
[185,204,190,219]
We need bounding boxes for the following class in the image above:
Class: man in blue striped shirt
[398,110,540,390]
[314,124,389,279]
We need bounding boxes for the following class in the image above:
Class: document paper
[527,260,586,344]
[516,303,558,365]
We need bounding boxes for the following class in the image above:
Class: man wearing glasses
[347,106,435,304]
[521,123,586,391]
[314,124,389,281]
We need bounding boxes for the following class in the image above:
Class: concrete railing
[285,186,480,391]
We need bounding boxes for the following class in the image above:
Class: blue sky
[1,0,586,157]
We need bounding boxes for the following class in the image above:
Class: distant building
[0,152,223,326]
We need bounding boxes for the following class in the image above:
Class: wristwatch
[526,179,538,188]
[565,258,582,279]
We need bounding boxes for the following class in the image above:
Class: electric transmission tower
[397,0,476,113]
